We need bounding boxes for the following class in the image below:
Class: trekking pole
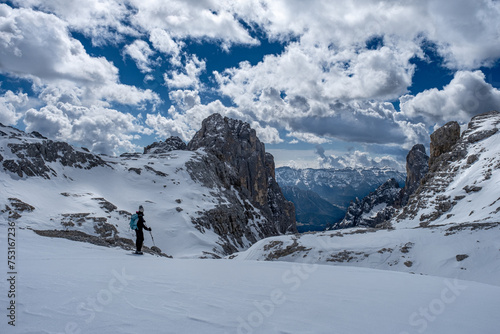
[149,230,156,247]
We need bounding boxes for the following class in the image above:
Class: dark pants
[135,229,144,252]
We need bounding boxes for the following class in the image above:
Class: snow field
[1,228,500,334]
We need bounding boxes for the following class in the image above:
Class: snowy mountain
[276,167,406,210]
[2,112,500,334]
[334,144,429,229]
[231,111,500,288]
[0,114,295,259]
[335,178,401,229]
[275,165,406,230]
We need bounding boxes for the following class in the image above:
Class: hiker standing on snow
[135,205,151,254]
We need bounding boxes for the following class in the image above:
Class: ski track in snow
[1,229,500,334]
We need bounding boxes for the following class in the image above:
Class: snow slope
[231,112,500,287]
[0,146,228,258]
[1,228,500,334]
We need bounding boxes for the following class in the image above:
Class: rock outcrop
[428,121,460,167]
[1,126,108,179]
[186,114,297,244]
[335,178,401,229]
[333,143,429,230]
[144,136,187,154]
[396,110,500,226]
[395,144,429,207]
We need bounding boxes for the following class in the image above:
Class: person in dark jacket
[135,205,151,254]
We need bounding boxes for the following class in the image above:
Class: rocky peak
[1,124,108,179]
[144,136,187,154]
[429,121,460,167]
[335,178,401,229]
[187,113,296,235]
[395,110,500,227]
[396,144,429,207]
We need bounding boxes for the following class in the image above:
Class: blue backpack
[129,213,138,230]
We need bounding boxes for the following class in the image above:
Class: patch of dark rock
[200,251,222,259]
[404,261,413,267]
[8,198,35,212]
[33,229,171,257]
[344,228,379,235]
[445,222,500,235]
[128,167,142,175]
[144,165,168,177]
[463,185,482,193]
[263,240,284,251]
[144,136,187,154]
[92,198,117,213]
[400,242,414,254]
[60,213,106,227]
[456,254,469,262]
[326,250,367,263]
[466,154,479,165]
[265,238,311,260]
[120,153,141,159]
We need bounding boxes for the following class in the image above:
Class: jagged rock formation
[334,144,429,230]
[144,136,187,154]
[1,116,297,257]
[1,125,108,179]
[334,178,401,229]
[396,110,500,226]
[395,144,429,207]
[428,121,460,167]
[186,114,297,248]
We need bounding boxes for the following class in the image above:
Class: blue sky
[1,0,500,170]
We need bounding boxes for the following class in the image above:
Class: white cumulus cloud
[400,71,500,125]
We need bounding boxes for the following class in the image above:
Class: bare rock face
[335,178,401,229]
[143,136,187,154]
[429,121,460,167]
[187,113,297,237]
[396,144,429,207]
[396,111,500,226]
[2,137,108,179]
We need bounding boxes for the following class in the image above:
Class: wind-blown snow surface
[1,228,500,334]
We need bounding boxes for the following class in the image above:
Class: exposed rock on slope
[230,112,500,286]
[428,121,460,167]
[335,178,401,229]
[1,115,297,257]
[186,114,297,247]
[144,136,187,154]
[396,110,500,226]
[396,144,429,207]
[334,144,428,229]
[1,124,108,179]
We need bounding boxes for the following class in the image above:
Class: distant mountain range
[275,166,406,231]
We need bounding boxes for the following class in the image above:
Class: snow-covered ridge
[0,114,296,258]
[231,111,500,287]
